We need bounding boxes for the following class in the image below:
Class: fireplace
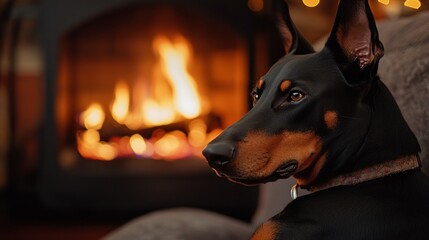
[32,0,283,218]
[58,4,248,163]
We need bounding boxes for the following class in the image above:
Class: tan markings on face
[280,80,292,92]
[231,131,324,183]
[324,111,338,129]
[257,79,265,90]
[250,220,279,240]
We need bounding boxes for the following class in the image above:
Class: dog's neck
[302,155,420,193]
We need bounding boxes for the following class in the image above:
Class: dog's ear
[276,0,314,55]
[326,0,384,85]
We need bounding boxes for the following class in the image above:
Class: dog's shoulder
[253,170,429,240]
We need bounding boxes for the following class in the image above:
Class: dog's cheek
[231,131,323,179]
[273,132,326,186]
[231,132,279,178]
[275,131,322,169]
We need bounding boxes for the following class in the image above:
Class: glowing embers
[80,103,105,130]
[111,81,130,124]
[77,36,220,161]
[78,110,221,161]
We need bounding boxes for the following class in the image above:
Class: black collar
[291,155,420,199]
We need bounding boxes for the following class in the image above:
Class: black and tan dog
[203,0,429,239]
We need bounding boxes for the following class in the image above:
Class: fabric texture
[104,208,254,240]
[377,12,429,176]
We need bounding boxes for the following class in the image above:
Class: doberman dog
[203,0,429,239]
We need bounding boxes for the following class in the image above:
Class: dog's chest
[252,170,429,240]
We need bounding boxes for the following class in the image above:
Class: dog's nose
[202,142,235,167]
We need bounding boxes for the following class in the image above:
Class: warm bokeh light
[111,81,130,124]
[81,129,100,145]
[303,0,320,7]
[142,99,175,126]
[248,0,264,12]
[378,0,390,5]
[96,142,118,161]
[130,134,147,155]
[206,128,223,143]
[154,131,188,159]
[80,103,105,130]
[77,130,117,161]
[123,113,144,130]
[404,0,421,9]
[188,119,207,148]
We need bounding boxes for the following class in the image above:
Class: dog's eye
[273,89,307,109]
[251,90,261,106]
[251,79,265,107]
[252,91,260,100]
[287,90,306,103]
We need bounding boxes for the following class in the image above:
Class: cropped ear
[326,0,384,85]
[275,0,314,55]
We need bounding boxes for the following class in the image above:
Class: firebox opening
[57,4,248,168]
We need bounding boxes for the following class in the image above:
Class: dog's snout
[203,142,236,167]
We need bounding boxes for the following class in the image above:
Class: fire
[153,131,188,159]
[77,35,219,161]
[76,130,118,161]
[111,81,130,124]
[107,36,203,128]
[154,36,202,119]
[80,103,105,130]
[188,119,207,148]
[129,134,147,156]
[142,99,175,126]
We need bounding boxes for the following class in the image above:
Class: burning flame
[108,36,204,128]
[153,130,189,159]
[142,99,175,126]
[77,35,219,161]
[129,134,147,155]
[111,81,130,124]
[154,36,202,119]
[77,130,118,161]
[80,103,105,130]
[188,119,207,148]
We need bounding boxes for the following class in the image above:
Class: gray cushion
[103,208,253,240]
[377,12,429,176]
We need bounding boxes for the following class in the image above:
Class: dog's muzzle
[202,141,235,168]
[203,141,299,184]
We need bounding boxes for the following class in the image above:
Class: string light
[378,0,422,9]
[248,0,264,12]
[302,0,320,7]
[298,0,422,10]
[404,0,421,9]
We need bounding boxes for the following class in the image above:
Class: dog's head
[203,0,419,188]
